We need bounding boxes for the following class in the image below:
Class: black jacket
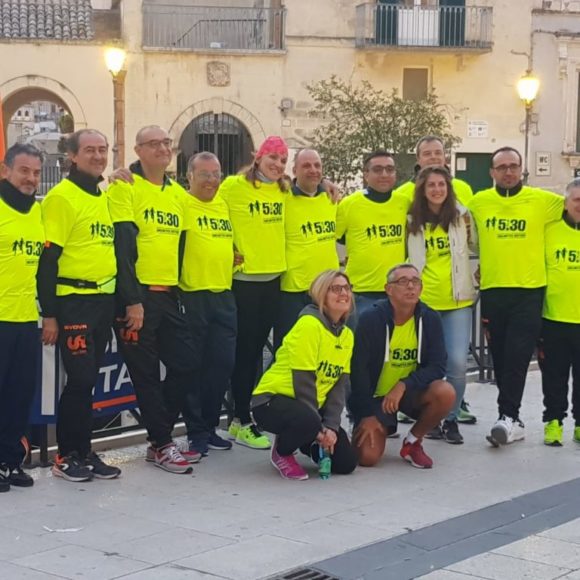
[348,298,447,419]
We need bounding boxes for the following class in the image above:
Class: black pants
[252,395,357,475]
[0,322,38,468]
[273,290,312,352]
[115,291,197,448]
[538,319,580,424]
[231,278,280,424]
[481,287,545,419]
[180,290,237,438]
[57,294,114,457]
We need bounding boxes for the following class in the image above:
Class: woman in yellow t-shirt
[251,270,357,480]
[407,166,478,445]
[218,136,290,450]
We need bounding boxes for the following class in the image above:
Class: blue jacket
[348,298,447,420]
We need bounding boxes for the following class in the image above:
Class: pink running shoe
[270,439,308,481]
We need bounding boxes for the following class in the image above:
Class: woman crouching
[251,270,357,480]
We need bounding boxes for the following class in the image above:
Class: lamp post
[105,47,127,170]
[516,70,540,184]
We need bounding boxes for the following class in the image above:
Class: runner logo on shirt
[317,360,344,379]
[485,217,527,238]
[143,208,180,228]
[11,238,43,256]
[300,220,336,238]
[365,224,403,240]
[425,235,449,254]
[555,247,580,266]
[89,222,114,240]
[248,200,283,223]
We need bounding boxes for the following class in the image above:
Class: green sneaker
[457,400,477,424]
[574,426,580,443]
[236,424,271,450]
[228,419,241,441]
[544,419,563,447]
[397,412,413,424]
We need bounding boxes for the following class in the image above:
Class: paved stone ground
[2,370,580,580]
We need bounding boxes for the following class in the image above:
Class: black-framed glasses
[492,164,521,173]
[390,277,422,288]
[329,283,352,295]
[137,138,173,150]
[368,165,396,175]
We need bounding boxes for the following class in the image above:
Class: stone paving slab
[3,371,580,580]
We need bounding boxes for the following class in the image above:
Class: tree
[306,76,461,190]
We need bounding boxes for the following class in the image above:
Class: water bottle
[319,447,332,480]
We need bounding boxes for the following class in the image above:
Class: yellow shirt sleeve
[543,190,565,224]
[336,196,349,239]
[41,193,75,247]
[107,180,135,223]
[285,316,321,371]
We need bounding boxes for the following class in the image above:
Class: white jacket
[407,205,478,303]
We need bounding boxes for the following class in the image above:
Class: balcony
[142,3,286,52]
[355,3,493,52]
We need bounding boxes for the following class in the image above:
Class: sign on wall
[536,152,551,177]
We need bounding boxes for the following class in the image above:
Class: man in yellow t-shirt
[468,146,564,447]
[349,264,455,469]
[179,152,236,455]
[274,149,339,349]
[394,135,473,207]
[337,151,410,323]
[538,179,580,447]
[37,130,119,483]
[107,125,199,474]
[0,144,44,492]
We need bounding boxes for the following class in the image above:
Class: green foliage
[306,76,461,190]
[58,113,74,134]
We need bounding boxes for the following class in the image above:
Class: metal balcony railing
[142,3,286,52]
[355,3,493,51]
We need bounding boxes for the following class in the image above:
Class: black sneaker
[0,464,10,493]
[207,431,233,451]
[442,420,464,445]
[84,452,121,479]
[52,452,93,482]
[9,466,34,487]
[425,424,444,440]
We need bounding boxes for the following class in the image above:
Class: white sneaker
[487,415,525,447]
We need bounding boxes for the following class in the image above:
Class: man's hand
[124,303,144,331]
[108,168,134,185]
[233,250,244,267]
[382,382,406,415]
[317,428,338,454]
[354,416,385,449]
[41,317,59,345]
[321,178,342,204]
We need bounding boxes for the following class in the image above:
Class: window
[403,68,429,100]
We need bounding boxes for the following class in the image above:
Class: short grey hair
[135,125,167,145]
[415,136,444,157]
[386,263,420,284]
[4,143,44,166]
[565,178,580,198]
[188,151,220,173]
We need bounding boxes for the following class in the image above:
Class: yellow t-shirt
[107,174,189,286]
[468,186,564,290]
[180,193,234,292]
[375,317,418,397]
[336,191,410,292]
[396,177,473,207]
[0,198,44,322]
[218,175,286,275]
[253,314,354,408]
[543,219,580,323]
[42,179,116,296]
[281,192,339,292]
[421,224,474,311]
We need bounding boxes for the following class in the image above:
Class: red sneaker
[400,438,433,469]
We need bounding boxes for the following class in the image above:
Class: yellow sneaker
[236,424,271,450]
[544,419,563,447]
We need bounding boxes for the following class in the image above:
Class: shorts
[356,385,425,436]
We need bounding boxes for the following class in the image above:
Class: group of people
[0,125,578,491]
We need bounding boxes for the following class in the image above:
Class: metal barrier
[355,2,493,51]
[142,3,286,51]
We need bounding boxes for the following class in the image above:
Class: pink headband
[255,136,288,159]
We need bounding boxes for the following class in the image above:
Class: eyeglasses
[492,163,521,173]
[368,165,396,175]
[195,171,222,181]
[137,138,173,150]
[329,283,352,295]
[390,277,422,288]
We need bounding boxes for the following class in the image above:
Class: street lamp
[105,47,127,169]
[516,70,540,184]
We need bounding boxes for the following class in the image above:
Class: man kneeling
[349,264,455,469]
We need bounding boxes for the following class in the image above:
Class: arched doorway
[177,112,254,184]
